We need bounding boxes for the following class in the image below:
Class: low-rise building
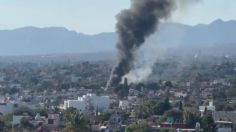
[199,100,215,117]
[63,93,110,112]
[213,111,236,132]
[47,114,60,128]
[119,100,130,110]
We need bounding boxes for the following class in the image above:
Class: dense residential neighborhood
[0,55,235,131]
[0,0,235,131]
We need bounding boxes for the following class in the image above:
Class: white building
[199,100,215,117]
[174,92,188,98]
[63,93,110,112]
[119,100,130,110]
[64,100,86,111]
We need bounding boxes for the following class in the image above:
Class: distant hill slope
[0,27,116,55]
[0,19,236,56]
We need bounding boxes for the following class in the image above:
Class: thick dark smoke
[107,0,176,88]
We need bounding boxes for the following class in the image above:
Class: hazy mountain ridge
[0,19,236,56]
[0,27,115,55]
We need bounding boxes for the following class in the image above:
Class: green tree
[165,81,173,88]
[98,112,111,122]
[226,77,236,98]
[125,121,151,132]
[146,83,160,91]
[13,107,33,116]
[202,114,215,132]
[134,105,150,119]
[226,88,236,98]
[179,101,183,111]
[0,120,6,132]
[20,117,34,130]
[63,108,90,132]
[153,98,171,115]
[183,110,201,128]
[163,110,183,123]
[114,84,129,99]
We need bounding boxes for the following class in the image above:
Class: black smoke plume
[107,0,176,88]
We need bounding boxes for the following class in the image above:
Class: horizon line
[0,18,234,35]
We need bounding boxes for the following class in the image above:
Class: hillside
[0,19,235,56]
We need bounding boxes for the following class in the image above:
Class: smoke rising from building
[107,0,201,88]
[106,0,175,88]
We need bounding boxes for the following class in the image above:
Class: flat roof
[215,121,233,124]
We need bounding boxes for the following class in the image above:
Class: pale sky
[0,0,235,34]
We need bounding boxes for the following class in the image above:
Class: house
[213,111,236,132]
[31,113,46,126]
[215,121,233,132]
[200,91,212,99]
[128,96,137,102]
[63,100,86,111]
[174,92,188,98]
[47,114,60,128]
[199,101,215,117]
[119,100,130,110]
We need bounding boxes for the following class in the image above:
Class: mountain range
[0,19,236,56]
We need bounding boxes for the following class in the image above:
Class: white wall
[63,94,110,112]
[0,103,16,115]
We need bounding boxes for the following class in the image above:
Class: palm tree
[63,108,90,132]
